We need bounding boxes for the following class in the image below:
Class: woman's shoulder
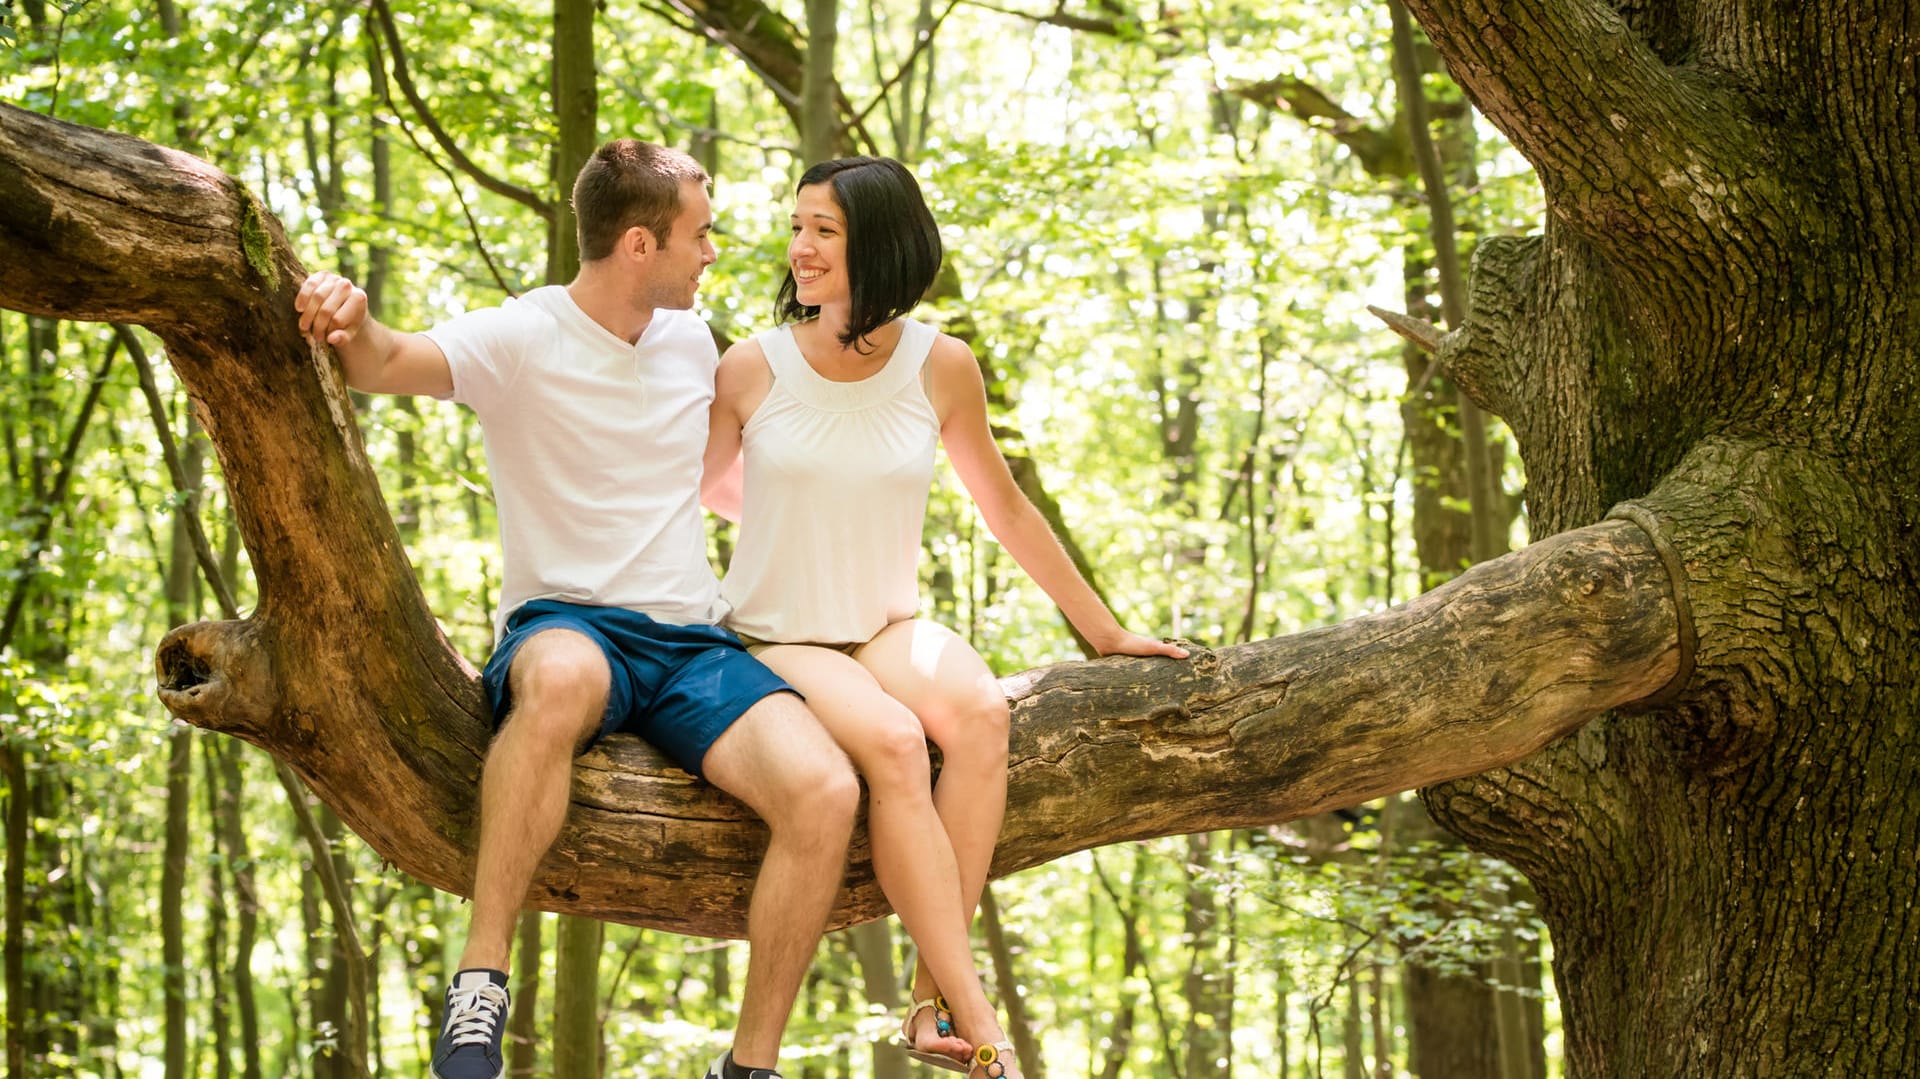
[924,330,981,380]
[716,336,774,398]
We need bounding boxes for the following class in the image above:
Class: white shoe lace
[444,982,509,1047]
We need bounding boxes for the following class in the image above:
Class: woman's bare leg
[751,643,990,1066]
[853,621,1016,1074]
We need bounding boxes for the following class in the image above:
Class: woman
[704,157,1187,1078]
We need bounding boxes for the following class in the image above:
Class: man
[295,139,857,1079]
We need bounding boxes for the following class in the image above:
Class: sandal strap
[972,1040,1017,1078]
[901,994,955,1040]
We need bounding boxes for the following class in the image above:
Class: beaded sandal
[970,1040,1018,1079]
[894,993,967,1072]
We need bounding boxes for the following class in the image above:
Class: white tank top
[719,319,939,645]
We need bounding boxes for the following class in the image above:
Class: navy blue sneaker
[701,1049,783,1079]
[431,968,510,1079]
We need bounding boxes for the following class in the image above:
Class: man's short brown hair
[572,140,710,261]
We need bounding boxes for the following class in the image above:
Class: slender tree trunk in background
[215,739,263,1079]
[798,960,827,1079]
[801,0,840,164]
[691,45,721,177]
[1369,962,1390,1078]
[86,831,119,1067]
[1491,925,1533,1079]
[317,807,354,1079]
[0,313,15,1079]
[1393,796,1538,1078]
[1093,849,1148,1079]
[1362,806,1392,1079]
[709,938,731,1028]
[1386,0,1505,565]
[1397,249,1474,593]
[403,880,448,1063]
[1521,934,1547,1077]
[548,0,596,281]
[848,922,908,1079]
[3,735,26,1079]
[202,742,233,1079]
[366,896,387,1079]
[1341,971,1365,1079]
[1182,831,1230,1079]
[832,960,855,1077]
[1275,991,1290,1079]
[300,825,323,1070]
[164,767,201,1066]
[161,419,206,1079]
[553,916,603,1079]
[286,782,371,1078]
[507,911,543,1078]
[978,888,1040,1079]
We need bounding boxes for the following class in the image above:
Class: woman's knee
[936,687,1009,763]
[856,712,936,790]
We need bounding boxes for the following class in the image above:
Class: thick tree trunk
[1386,0,1920,1071]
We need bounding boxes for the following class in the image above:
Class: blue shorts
[480,599,795,779]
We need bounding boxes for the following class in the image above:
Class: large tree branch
[1395,0,1772,288]
[0,107,1686,938]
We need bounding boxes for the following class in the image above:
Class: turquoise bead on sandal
[893,994,966,1072]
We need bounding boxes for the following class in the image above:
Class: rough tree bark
[1381,0,1918,1073]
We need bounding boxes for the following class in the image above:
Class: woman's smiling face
[788,183,850,308]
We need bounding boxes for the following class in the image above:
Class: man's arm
[295,271,454,397]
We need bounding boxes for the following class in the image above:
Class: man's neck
[568,271,654,344]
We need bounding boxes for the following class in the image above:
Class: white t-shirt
[426,286,722,638]
[720,319,939,644]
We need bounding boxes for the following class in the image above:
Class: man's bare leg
[699,691,860,1070]
[458,629,609,971]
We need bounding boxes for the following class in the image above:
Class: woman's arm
[702,342,769,522]
[928,336,1187,659]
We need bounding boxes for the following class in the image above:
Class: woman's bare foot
[903,995,972,1065]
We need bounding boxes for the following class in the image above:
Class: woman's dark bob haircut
[777,157,943,350]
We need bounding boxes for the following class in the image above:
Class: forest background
[0,0,1554,1075]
